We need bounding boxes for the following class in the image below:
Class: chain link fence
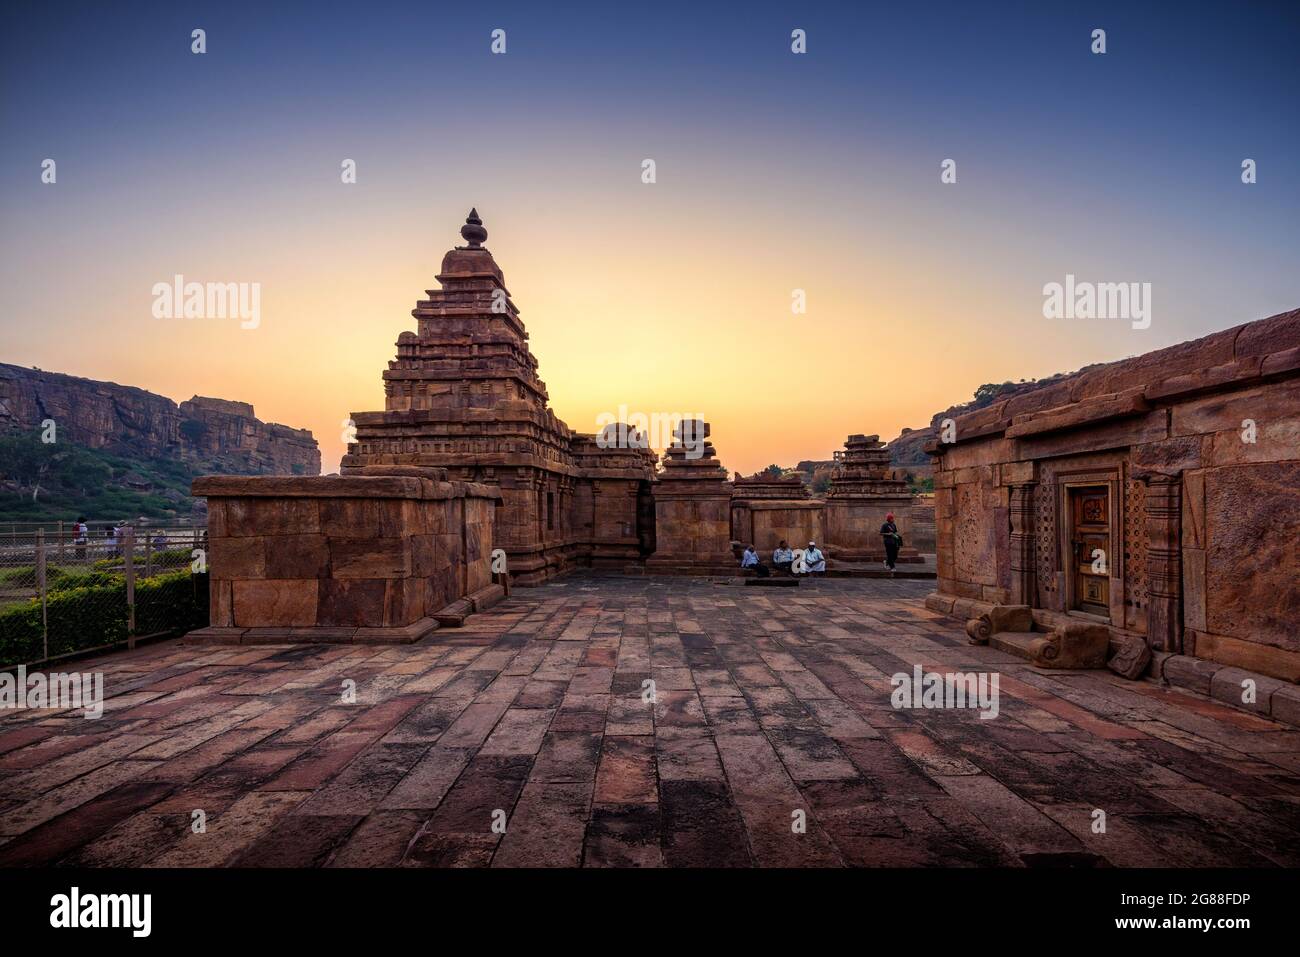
[0,522,209,668]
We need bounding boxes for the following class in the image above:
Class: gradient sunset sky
[3,1,1298,476]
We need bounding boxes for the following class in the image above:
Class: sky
[2,0,1298,476]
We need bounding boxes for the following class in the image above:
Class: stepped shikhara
[824,434,923,563]
[341,210,655,584]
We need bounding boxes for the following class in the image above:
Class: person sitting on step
[773,540,794,575]
[740,545,769,577]
[803,540,826,576]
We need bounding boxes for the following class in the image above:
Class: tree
[0,434,57,499]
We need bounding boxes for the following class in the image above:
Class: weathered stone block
[1163,654,1222,695]
[330,538,410,579]
[264,534,329,579]
[1210,666,1287,715]
[317,578,387,627]
[232,579,318,627]
[1107,636,1152,680]
[225,497,320,537]
[1270,685,1300,727]
[1027,622,1109,669]
[210,536,266,580]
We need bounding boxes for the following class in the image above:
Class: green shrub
[0,566,66,587]
[49,571,121,593]
[0,599,45,666]
[0,570,208,667]
[136,570,207,638]
[92,548,193,572]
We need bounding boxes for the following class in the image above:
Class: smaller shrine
[645,420,736,575]
[823,434,922,563]
[730,471,822,554]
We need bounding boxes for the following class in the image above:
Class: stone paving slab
[2,573,1298,867]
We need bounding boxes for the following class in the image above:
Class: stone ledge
[1209,666,1289,717]
[1152,652,1300,728]
[1005,387,1149,439]
[925,593,1300,724]
[183,617,440,645]
[193,473,499,502]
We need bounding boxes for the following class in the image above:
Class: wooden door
[1069,486,1110,618]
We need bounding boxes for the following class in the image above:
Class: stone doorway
[1067,484,1111,619]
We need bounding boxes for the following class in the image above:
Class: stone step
[988,630,1042,662]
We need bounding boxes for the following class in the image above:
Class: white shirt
[804,547,825,572]
[773,548,793,563]
[741,550,759,567]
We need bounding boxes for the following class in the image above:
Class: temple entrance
[1068,485,1111,618]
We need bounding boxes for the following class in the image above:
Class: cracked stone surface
[2,575,1298,867]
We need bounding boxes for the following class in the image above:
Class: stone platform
[1,575,1297,868]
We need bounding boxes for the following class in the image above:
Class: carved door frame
[1054,467,1124,625]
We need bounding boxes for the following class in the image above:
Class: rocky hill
[0,364,319,476]
[0,364,319,523]
[883,369,1107,469]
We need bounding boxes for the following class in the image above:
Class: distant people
[741,545,770,577]
[73,516,88,560]
[773,540,794,574]
[104,522,119,558]
[881,513,903,571]
[804,540,826,576]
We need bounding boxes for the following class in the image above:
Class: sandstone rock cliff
[0,363,319,476]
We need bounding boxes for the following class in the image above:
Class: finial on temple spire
[460,208,487,248]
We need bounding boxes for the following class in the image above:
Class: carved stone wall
[926,305,1300,682]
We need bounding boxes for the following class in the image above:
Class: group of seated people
[738,514,906,578]
[740,539,825,577]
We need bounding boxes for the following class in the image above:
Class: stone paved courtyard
[2,575,1298,868]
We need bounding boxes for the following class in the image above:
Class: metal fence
[0,523,209,668]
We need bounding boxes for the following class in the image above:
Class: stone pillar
[1142,473,1183,652]
[1008,481,1037,606]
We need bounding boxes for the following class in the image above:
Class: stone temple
[191,212,930,644]
[318,211,910,586]
[338,209,656,585]
[189,212,1297,718]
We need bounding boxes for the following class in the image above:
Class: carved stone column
[1142,473,1183,652]
[1008,482,1038,606]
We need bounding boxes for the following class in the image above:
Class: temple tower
[342,210,587,584]
[645,420,736,575]
[822,433,922,563]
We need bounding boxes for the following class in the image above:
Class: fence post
[144,532,152,579]
[36,529,48,663]
[125,527,136,650]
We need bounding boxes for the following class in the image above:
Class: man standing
[73,516,88,560]
[881,513,903,572]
